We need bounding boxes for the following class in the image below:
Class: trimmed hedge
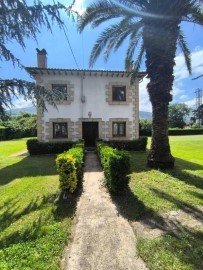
[27,139,75,155]
[168,128,203,136]
[107,137,148,151]
[140,128,203,136]
[97,141,130,194]
[0,127,37,140]
[139,129,151,137]
[56,142,84,194]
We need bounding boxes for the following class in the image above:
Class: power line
[62,24,80,69]
[52,0,79,69]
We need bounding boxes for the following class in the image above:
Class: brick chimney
[36,48,47,68]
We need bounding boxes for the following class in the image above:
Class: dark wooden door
[82,122,98,147]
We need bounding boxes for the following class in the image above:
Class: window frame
[52,84,68,101]
[112,86,126,102]
[112,122,126,137]
[53,122,68,139]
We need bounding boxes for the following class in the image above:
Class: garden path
[62,152,148,270]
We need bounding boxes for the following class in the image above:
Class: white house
[26,49,145,146]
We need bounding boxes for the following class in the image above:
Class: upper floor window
[53,122,68,138]
[52,84,67,100]
[112,86,126,101]
[112,122,126,137]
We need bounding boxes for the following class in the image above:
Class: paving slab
[62,152,148,270]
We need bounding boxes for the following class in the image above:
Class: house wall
[36,73,139,142]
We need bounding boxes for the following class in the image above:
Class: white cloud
[71,0,86,15]
[184,98,196,108]
[179,94,188,100]
[139,77,152,112]
[174,47,203,81]
[12,96,33,108]
[139,47,203,112]
[172,85,183,97]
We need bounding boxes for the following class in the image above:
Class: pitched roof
[25,67,146,80]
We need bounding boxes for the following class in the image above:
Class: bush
[97,141,130,194]
[139,128,203,136]
[0,126,7,140]
[2,112,37,139]
[168,128,203,135]
[27,139,75,155]
[4,127,37,139]
[107,137,148,151]
[56,142,84,194]
[139,119,152,136]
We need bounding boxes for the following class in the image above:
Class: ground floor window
[112,122,126,137]
[53,122,68,138]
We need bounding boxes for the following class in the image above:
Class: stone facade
[26,67,144,143]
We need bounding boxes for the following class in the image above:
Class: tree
[168,103,191,128]
[79,0,203,169]
[0,0,75,112]
[1,112,37,139]
[192,104,203,127]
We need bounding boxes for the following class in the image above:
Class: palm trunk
[148,97,175,169]
[143,20,181,169]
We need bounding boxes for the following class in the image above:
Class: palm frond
[79,0,144,31]
[117,0,149,8]
[178,30,191,74]
[114,18,143,50]
[130,43,145,83]
[192,74,203,80]
[89,22,133,66]
[190,6,203,25]
[124,21,143,69]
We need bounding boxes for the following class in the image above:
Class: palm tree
[79,0,203,169]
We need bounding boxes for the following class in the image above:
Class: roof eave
[25,67,147,80]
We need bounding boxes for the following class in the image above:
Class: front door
[82,122,99,147]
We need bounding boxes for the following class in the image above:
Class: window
[112,86,126,101]
[53,123,68,138]
[112,122,126,137]
[52,84,67,100]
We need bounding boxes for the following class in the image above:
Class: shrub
[107,137,148,151]
[2,112,37,139]
[168,128,203,135]
[97,141,130,194]
[0,126,7,140]
[139,128,203,136]
[139,119,152,136]
[56,142,84,194]
[27,139,75,155]
[4,127,37,139]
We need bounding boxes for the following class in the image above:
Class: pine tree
[0,0,75,112]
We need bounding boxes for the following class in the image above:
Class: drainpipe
[81,73,85,118]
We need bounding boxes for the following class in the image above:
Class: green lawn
[1,136,202,270]
[127,135,203,270]
[0,138,77,270]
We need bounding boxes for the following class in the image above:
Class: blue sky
[1,0,203,112]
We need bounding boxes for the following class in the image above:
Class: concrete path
[62,152,148,270]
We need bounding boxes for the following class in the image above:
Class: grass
[1,136,203,269]
[137,229,203,270]
[122,135,203,270]
[0,138,77,270]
